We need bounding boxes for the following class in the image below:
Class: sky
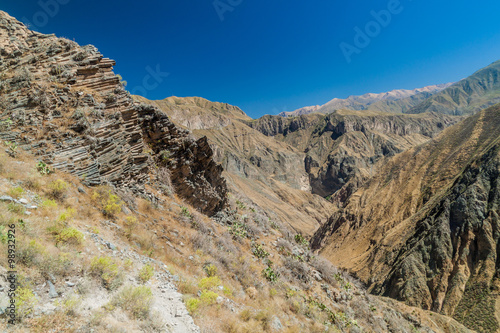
[3,0,500,118]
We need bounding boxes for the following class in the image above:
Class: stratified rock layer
[0,11,226,215]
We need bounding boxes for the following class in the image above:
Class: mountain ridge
[279,83,454,117]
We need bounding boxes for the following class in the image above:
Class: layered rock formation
[0,11,226,215]
[311,104,500,332]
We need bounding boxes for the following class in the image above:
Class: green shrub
[7,202,25,215]
[180,206,191,218]
[112,285,153,319]
[5,141,18,158]
[294,234,309,248]
[263,266,279,283]
[252,243,270,259]
[36,161,53,175]
[7,186,24,199]
[228,222,247,240]
[138,264,155,283]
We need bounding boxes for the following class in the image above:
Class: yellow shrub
[48,179,69,201]
[138,264,154,283]
[7,186,24,199]
[204,264,217,277]
[200,290,218,305]
[90,256,121,290]
[112,285,153,319]
[56,227,84,245]
[16,287,36,319]
[57,208,76,222]
[41,199,57,209]
[186,298,200,314]
[92,187,123,217]
[198,276,222,290]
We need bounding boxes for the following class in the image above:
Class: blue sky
[3,0,500,118]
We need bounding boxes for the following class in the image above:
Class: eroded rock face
[0,11,226,215]
[247,111,461,198]
[311,106,500,332]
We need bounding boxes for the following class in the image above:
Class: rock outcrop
[0,11,226,215]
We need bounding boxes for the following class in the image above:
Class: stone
[0,196,13,202]
[271,316,283,331]
[311,270,322,281]
[121,205,131,214]
[77,187,86,194]
[19,198,28,204]
[66,281,75,287]
[106,242,117,251]
[48,281,58,298]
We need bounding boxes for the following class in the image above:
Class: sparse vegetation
[90,256,122,290]
[91,186,123,217]
[48,179,69,201]
[138,264,155,283]
[36,161,53,175]
[111,285,153,319]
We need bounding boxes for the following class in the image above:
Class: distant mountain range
[279,83,454,117]
[280,59,500,117]
[407,60,500,115]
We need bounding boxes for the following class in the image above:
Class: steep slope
[407,60,500,115]
[248,110,461,198]
[279,84,453,117]
[312,103,500,332]
[0,11,226,216]
[134,96,333,235]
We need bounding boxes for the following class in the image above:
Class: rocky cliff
[248,110,461,198]
[0,11,226,215]
[311,104,500,332]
